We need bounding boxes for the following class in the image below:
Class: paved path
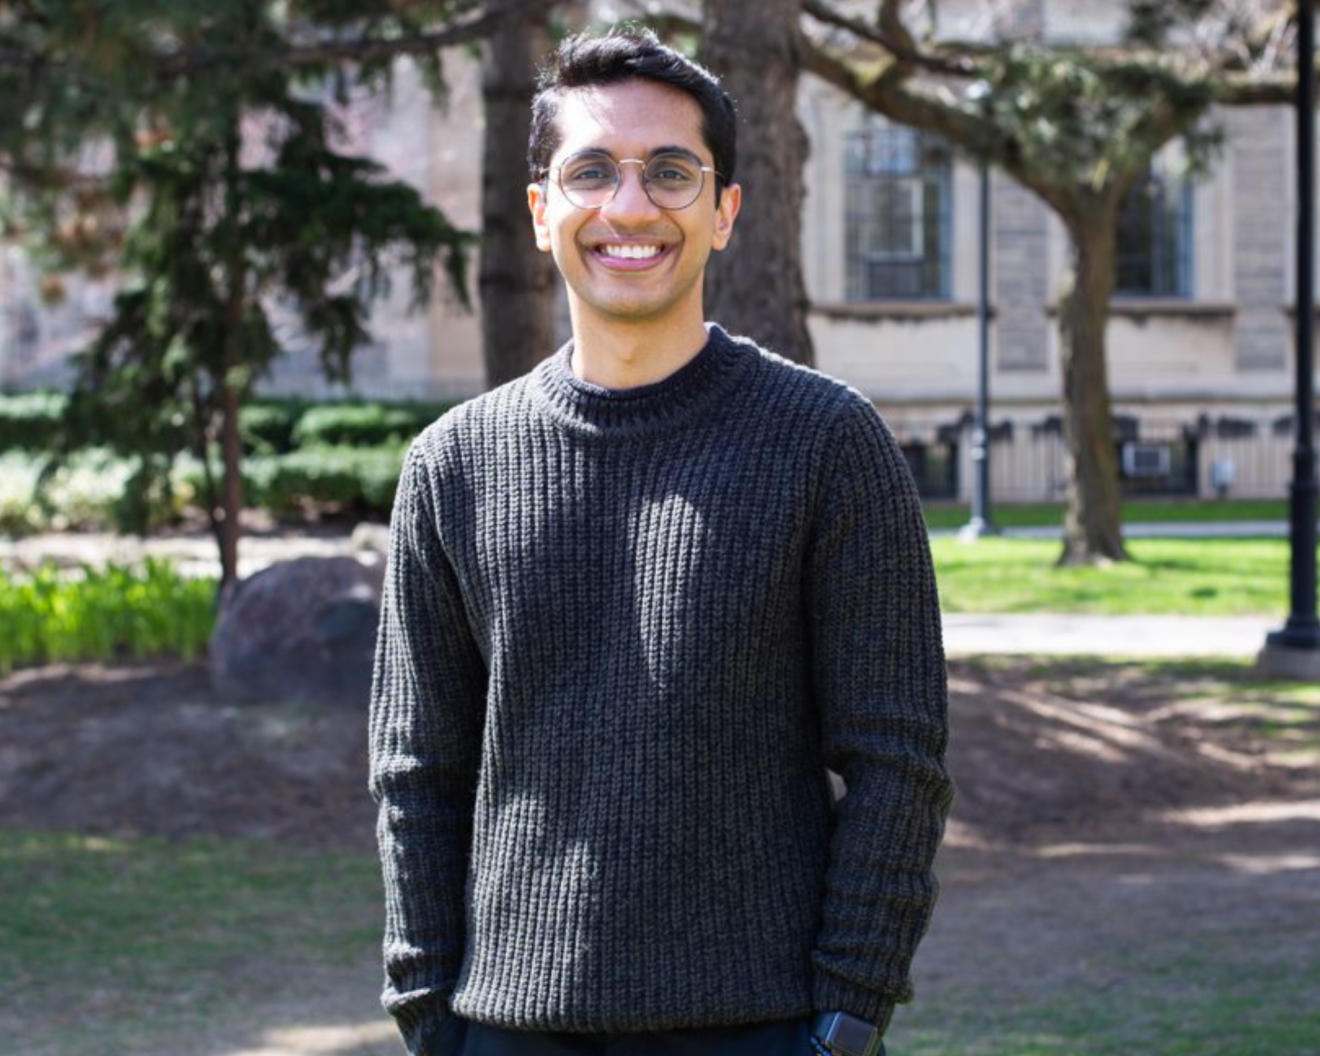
[941,612,1280,658]
[0,528,359,581]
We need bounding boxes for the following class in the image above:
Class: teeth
[601,244,662,260]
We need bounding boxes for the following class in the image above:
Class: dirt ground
[2,656,1314,851]
[2,656,1318,1054]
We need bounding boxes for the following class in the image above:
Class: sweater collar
[529,324,754,440]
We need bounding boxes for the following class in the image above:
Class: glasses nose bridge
[605,157,657,210]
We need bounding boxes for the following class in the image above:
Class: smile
[598,243,664,260]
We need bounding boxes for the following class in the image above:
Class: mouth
[591,241,672,270]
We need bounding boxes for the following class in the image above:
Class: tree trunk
[216,123,245,595]
[217,381,243,591]
[701,0,814,365]
[479,0,556,388]
[1057,211,1129,565]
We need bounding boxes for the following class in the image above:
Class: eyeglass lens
[558,151,709,209]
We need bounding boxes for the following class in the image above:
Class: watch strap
[810,1010,886,1056]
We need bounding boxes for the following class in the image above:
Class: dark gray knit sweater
[369,325,952,1056]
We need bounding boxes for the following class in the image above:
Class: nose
[600,158,661,221]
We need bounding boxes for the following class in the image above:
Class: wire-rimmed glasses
[547,149,720,211]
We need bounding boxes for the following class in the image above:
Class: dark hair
[528,27,737,203]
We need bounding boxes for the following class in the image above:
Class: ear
[711,182,742,252]
[527,181,553,252]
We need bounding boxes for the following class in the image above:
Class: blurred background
[0,2,1317,1055]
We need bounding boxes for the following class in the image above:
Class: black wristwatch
[811,1011,886,1056]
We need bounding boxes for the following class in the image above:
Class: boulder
[210,555,384,705]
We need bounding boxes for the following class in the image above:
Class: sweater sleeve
[369,440,487,1056]
[804,397,954,1030]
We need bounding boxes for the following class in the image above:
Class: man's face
[527,79,741,338]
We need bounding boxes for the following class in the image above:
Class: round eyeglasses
[547,150,721,211]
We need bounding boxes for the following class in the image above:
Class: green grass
[890,933,1320,1056]
[0,831,385,1056]
[932,536,1298,615]
[7,823,1315,1056]
[0,559,216,674]
[922,498,1289,531]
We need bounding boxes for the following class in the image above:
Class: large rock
[210,556,384,705]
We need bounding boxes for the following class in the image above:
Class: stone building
[2,0,1315,502]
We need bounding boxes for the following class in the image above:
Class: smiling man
[369,27,953,1056]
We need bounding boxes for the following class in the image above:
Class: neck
[568,311,712,390]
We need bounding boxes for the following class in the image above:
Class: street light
[1257,0,1320,679]
[959,79,999,542]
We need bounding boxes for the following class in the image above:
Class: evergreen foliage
[0,1,485,584]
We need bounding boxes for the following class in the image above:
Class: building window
[844,116,952,300]
[1115,165,1193,297]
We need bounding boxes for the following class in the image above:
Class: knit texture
[369,325,953,1055]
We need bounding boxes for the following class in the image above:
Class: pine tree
[0,1,496,588]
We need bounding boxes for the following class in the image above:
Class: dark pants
[455,1015,811,1056]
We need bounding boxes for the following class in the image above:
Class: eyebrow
[571,144,705,160]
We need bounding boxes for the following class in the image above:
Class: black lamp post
[960,80,998,541]
[1259,0,1320,677]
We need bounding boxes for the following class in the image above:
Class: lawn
[931,536,1299,615]
[0,832,390,1056]
[891,948,1320,1056]
[921,498,1289,531]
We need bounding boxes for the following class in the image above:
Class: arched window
[1115,163,1193,297]
[843,114,952,301]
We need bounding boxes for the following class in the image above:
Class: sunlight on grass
[0,832,385,1056]
[932,537,1294,615]
[221,1020,396,1056]
[922,498,1289,531]
[891,933,1320,1056]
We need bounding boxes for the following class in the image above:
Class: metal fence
[887,411,1317,503]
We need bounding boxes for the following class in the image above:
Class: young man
[370,27,952,1056]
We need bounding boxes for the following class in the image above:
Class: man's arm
[805,397,955,1033]
[369,442,487,1056]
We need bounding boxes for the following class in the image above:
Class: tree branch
[159,0,555,77]
[1211,71,1297,105]
[0,0,555,82]
[799,33,1080,218]
[801,0,974,78]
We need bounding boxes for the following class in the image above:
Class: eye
[646,154,700,184]
[561,154,616,186]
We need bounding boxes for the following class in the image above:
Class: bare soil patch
[1,656,1313,855]
[0,661,374,851]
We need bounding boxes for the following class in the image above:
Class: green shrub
[174,443,407,518]
[0,392,68,452]
[0,559,216,674]
[239,400,307,456]
[249,444,407,516]
[1,450,189,535]
[291,402,448,449]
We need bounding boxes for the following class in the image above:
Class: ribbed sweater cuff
[812,973,897,1034]
[397,1007,462,1056]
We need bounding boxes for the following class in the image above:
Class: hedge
[0,449,179,534]
[290,402,451,449]
[2,393,454,457]
[0,392,456,531]
[0,392,68,452]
